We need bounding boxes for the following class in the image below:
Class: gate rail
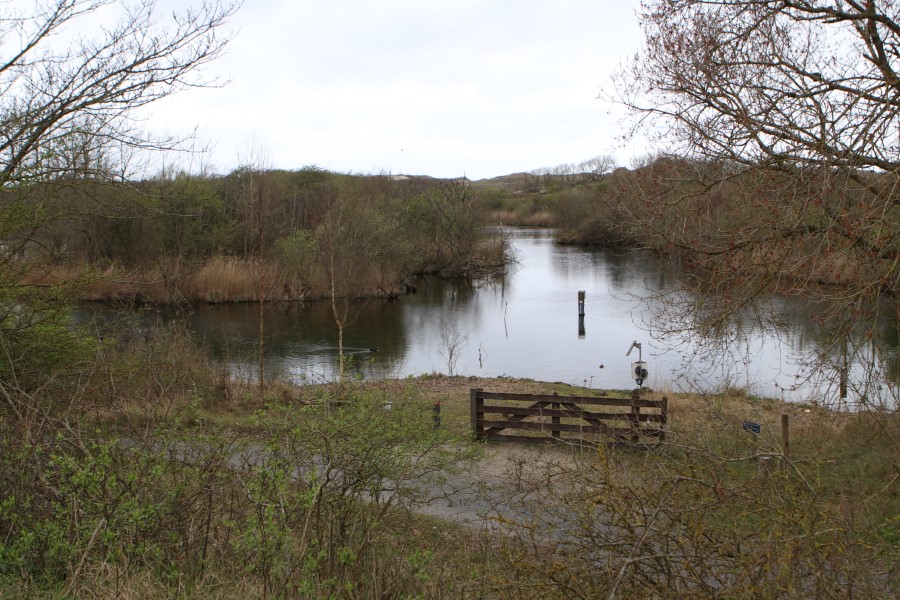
[470,388,667,448]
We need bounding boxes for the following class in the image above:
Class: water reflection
[74,228,900,406]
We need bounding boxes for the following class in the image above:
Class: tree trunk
[337,323,345,380]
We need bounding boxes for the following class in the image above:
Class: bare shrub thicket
[485,394,898,599]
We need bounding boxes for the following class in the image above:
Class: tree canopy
[620,0,900,171]
[0,0,238,186]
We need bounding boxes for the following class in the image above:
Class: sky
[140,1,646,179]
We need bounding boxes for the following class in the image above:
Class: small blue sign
[742,421,761,434]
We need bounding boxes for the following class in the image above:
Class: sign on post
[742,420,761,434]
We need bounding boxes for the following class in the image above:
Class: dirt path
[281,375,612,528]
[406,442,596,535]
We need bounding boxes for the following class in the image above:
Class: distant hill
[393,170,603,194]
[389,172,536,193]
[469,173,533,192]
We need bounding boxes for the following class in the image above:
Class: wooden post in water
[577,291,586,338]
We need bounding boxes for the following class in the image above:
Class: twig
[608,478,679,600]
[65,517,106,597]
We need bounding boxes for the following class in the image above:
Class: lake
[77,228,899,405]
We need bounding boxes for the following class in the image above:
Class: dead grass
[182,256,262,302]
[487,209,556,227]
[22,254,413,304]
[104,370,898,501]
[22,257,309,303]
[192,375,896,493]
[315,377,898,513]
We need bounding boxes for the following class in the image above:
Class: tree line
[5,168,503,302]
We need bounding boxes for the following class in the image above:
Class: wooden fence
[470,388,668,448]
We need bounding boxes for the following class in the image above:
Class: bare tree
[0,0,238,264]
[577,154,616,180]
[235,141,277,396]
[0,0,238,187]
[616,0,900,406]
[438,319,469,376]
[313,194,382,380]
[0,0,238,404]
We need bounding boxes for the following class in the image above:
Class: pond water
[76,228,899,404]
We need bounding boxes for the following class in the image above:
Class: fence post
[470,388,483,440]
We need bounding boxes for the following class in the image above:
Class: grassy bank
[21,233,509,305]
[24,256,403,304]
[0,324,897,598]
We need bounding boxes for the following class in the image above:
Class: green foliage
[877,514,900,545]
[275,228,317,280]
[0,436,185,581]
[0,196,46,242]
[230,384,474,596]
[0,323,481,596]
[474,187,512,211]
[0,284,96,392]
[154,173,237,260]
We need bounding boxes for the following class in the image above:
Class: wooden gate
[470,388,667,448]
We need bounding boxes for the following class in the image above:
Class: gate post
[552,401,561,439]
[470,388,484,440]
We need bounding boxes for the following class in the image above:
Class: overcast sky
[148,0,647,180]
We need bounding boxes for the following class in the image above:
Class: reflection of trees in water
[160,301,411,383]
[798,302,899,410]
[549,247,607,281]
[76,228,900,404]
[464,271,512,307]
[577,249,688,298]
[637,290,783,396]
[643,285,900,409]
[411,268,512,307]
